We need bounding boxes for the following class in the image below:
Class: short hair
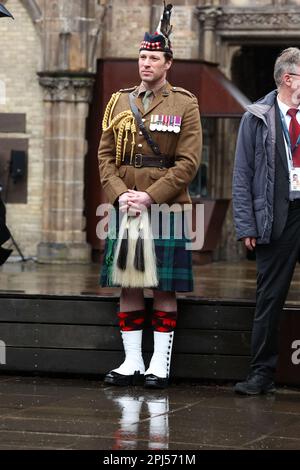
[164,52,173,62]
[274,47,300,87]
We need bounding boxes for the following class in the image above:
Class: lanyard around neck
[279,109,300,159]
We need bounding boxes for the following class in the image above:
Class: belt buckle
[134,154,143,168]
[159,158,165,169]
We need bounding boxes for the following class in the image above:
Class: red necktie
[287,108,300,167]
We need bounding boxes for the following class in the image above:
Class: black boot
[104,370,144,386]
[144,331,174,389]
[144,374,168,389]
[104,330,145,387]
[235,373,276,395]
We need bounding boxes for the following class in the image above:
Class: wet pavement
[0,259,260,300]
[0,374,300,450]
[2,259,300,304]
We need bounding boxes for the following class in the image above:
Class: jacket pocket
[253,196,266,237]
[253,196,265,211]
[118,166,127,178]
[149,168,168,180]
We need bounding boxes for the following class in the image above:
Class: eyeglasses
[288,73,300,77]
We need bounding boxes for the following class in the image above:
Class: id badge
[290,167,300,191]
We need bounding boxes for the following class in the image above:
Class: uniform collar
[134,81,171,98]
[132,82,171,116]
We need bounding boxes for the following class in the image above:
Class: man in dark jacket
[233,47,300,395]
[0,3,13,18]
[0,2,14,265]
[0,196,12,264]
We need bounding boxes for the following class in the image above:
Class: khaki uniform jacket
[98,81,202,205]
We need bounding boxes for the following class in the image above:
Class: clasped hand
[119,189,153,215]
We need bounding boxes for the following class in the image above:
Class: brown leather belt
[121,154,175,169]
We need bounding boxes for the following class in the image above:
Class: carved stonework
[197,6,224,62]
[196,6,300,33]
[213,8,300,32]
[220,11,300,30]
[197,6,223,30]
[38,74,95,103]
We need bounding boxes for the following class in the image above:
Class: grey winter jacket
[232,90,279,244]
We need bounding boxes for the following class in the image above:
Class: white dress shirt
[277,96,300,199]
[277,97,300,167]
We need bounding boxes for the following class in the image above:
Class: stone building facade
[0,0,299,262]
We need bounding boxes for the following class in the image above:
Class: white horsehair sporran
[112,209,158,288]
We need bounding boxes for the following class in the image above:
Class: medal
[156,114,163,131]
[168,115,174,132]
[162,115,168,132]
[150,115,157,131]
[173,116,182,134]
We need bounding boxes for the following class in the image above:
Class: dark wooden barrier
[0,294,298,384]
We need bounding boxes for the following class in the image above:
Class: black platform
[0,261,299,385]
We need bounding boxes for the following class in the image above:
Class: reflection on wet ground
[1,259,300,303]
[0,375,300,450]
[1,260,300,450]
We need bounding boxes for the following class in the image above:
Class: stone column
[197,6,223,63]
[37,72,95,263]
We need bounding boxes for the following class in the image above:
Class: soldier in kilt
[98,2,202,388]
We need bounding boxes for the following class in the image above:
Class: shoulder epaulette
[170,86,195,98]
[119,86,138,93]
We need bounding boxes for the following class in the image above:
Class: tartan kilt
[100,210,194,292]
